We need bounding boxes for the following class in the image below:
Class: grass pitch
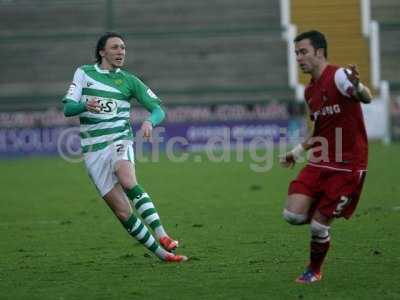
[0,143,399,299]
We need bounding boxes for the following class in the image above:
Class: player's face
[295,39,322,74]
[100,37,126,69]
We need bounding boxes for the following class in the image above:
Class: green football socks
[121,214,168,259]
[125,185,167,239]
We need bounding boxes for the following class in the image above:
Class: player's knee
[115,165,137,190]
[282,209,308,225]
[115,209,131,222]
[119,177,136,190]
[310,220,331,242]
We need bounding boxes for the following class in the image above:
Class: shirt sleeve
[130,75,166,126]
[63,100,86,117]
[62,68,84,103]
[147,106,166,126]
[131,76,162,109]
[334,68,354,98]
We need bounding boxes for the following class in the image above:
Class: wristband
[290,144,305,158]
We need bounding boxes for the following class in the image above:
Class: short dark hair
[95,32,125,63]
[294,30,328,59]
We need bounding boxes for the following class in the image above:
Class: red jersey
[304,65,368,171]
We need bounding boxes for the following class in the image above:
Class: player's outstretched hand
[86,99,101,113]
[141,120,153,141]
[279,152,296,169]
[344,64,360,88]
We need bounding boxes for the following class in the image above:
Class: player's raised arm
[342,64,373,104]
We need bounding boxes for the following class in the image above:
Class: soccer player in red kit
[280,30,373,284]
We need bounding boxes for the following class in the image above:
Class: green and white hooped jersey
[63,64,161,153]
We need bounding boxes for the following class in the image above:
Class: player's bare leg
[296,210,333,284]
[103,184,133,220]
[115,160,180,252]
[283,193,315,225]
[103,184,187,262]
[282,193,329,283]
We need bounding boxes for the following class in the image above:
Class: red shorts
[288,164,367,219]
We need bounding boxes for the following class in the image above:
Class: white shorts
[83,140,135,197]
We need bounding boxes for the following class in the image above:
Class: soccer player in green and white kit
[62,32,187,262]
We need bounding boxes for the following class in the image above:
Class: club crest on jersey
[114,79,123,85]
